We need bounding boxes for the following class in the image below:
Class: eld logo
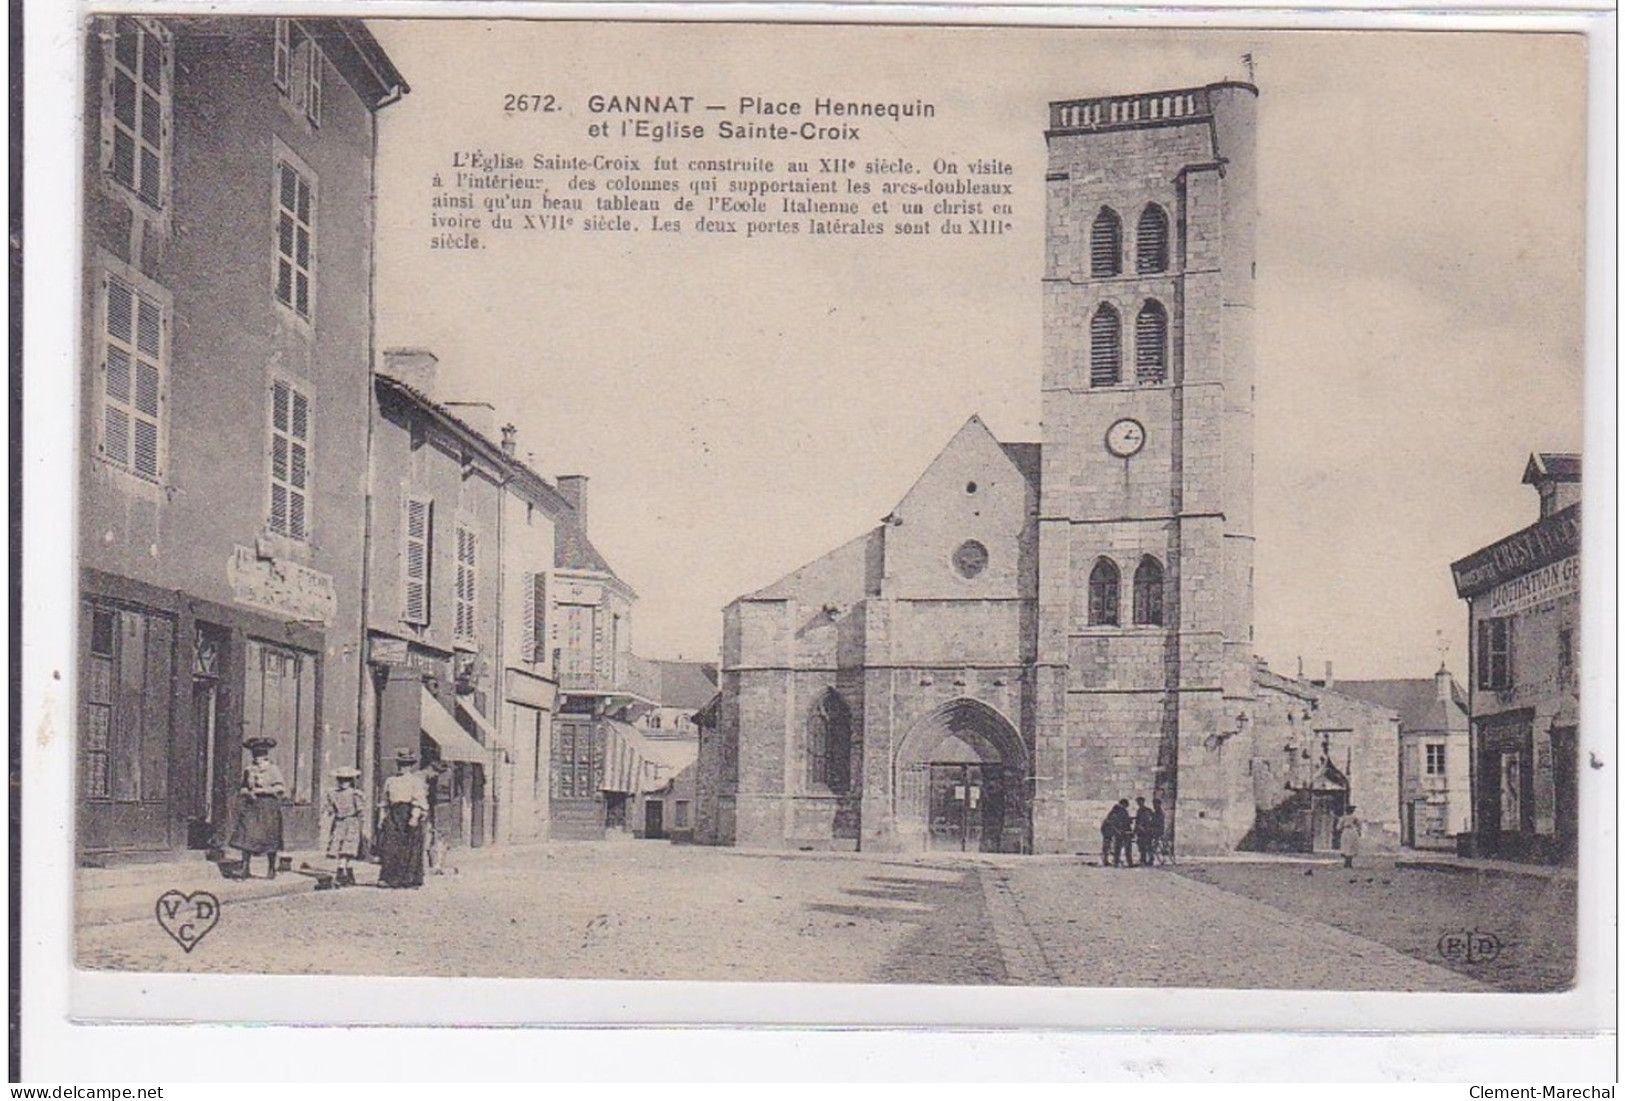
[1438,929,1502,965]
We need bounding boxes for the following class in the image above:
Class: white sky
[368,22,1587,678]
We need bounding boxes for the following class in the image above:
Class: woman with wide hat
[376,747,428,888]
[226,736,286,879]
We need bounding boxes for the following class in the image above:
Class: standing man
[1133,796,1157,867]
[1103,799,1133,867]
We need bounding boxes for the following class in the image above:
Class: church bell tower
[1033,83,1259,855]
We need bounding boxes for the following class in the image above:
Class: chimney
[1436,663,1453,702]
[1322,661,1334,689]
[500,424,517,457]
[558,474,588,531]
[380,347,439,399]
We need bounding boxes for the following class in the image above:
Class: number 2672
[504,93,558,113]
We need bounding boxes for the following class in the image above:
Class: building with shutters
[546,478,666,839]
[1451,453,1582,864]
[1338,669,1471,851]
[76,16,406,860]
[700,82,1402,856]
[366,352,507,852]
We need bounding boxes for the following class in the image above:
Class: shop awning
[600,719,687,796]
[456,697,500,744]
[420,686,490,763]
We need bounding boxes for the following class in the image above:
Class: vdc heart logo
[155,890,221,953]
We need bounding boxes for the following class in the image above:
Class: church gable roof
[746,527,883,603]
[888,415,1033,523]
[736,415,1036,607]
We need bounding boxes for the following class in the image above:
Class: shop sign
[1485,555,1580,617]
[227,545,337,626]
[1451,504,1580,598]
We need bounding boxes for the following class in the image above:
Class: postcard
[21,6,1613,1070]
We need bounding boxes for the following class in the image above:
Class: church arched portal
[895,699,1028,853]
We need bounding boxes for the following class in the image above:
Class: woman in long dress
[227,737,286,879]
[376,748,428,888]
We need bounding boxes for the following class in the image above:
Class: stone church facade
[695,82,1401,857]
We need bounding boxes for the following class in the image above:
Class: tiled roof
[554,516,616,574]
[1334,677,1468,734]
[656,661,718,710]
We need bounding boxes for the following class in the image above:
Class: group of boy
[1100,796,1167,867]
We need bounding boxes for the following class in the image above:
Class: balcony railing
[1050,87,1210,133]
[559,652,662,703]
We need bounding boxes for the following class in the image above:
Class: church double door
[925,763,1005,853]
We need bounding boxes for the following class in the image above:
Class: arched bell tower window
[1135,300,1168,384]
[1088,557,1121,626]
[808,689,853,793]
[1136,204,1170,274]
[1090,207,1122,278]
[1133,555,1165,626]
[1090,304,1122,388]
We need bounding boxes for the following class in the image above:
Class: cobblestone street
[79,844,1501,991]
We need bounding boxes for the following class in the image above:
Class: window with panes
[1088,558,1121,626]
[103,17,170,210]
[552,722,602,799]
[268,380,311,540]
[1425,744,1446,776]
[1132,556,1164,626]
[1476,616,1512,691]
[275,161,315,319]
[81,603,174,803]
[98,273,167,481]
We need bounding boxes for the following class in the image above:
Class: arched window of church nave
[1088,557,1121,626]
[1135,300,1168,384]
[807,689,853,794]
[1090,207,1122,278]
[1090,304,1121,387]
[1136,204,1170,274]
[1132,555,1165,626]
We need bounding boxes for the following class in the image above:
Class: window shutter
[454,527,478,640]
[532,572,547,666]
[520,572,536,663]
[403,498,431,624]
[273,19,290,90]
[305,41,322,125]
[1090,208,1121,278]
[1136,204,1170,274]
[1135,300,1167,384]
[1090,306,1121,387]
